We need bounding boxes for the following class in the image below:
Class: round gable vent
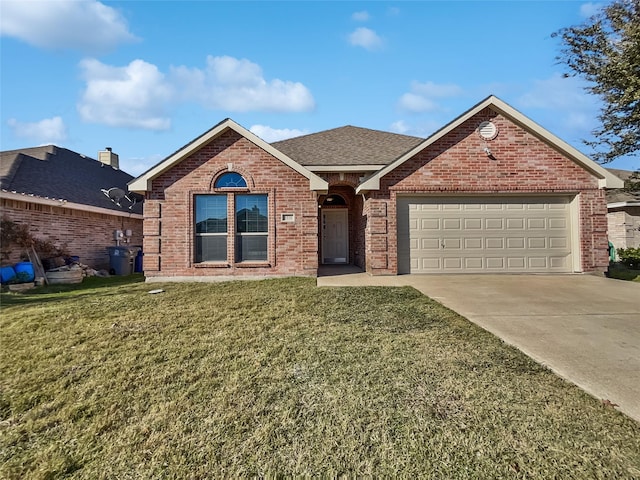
[478,121,498,140]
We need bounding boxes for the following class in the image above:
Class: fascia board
[307,165,386,172]
[0,190,144,219]
[608,201,640,208]
[128,119,328,193]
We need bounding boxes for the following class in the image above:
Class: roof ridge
[272,124,424,145]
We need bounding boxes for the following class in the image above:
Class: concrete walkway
[318,270,640,422]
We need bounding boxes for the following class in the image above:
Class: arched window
[215,172,247,188]
[322,194,346,206]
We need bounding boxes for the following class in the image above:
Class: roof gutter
[1,190,144,219]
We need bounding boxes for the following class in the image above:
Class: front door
[322,209,348,264]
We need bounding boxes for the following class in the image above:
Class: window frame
[235,193,268,263]
[194,194,228,263]
[192,187,272,267]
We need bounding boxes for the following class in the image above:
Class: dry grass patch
[1,277,639,478]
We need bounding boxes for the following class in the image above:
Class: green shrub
[616,247,640,269]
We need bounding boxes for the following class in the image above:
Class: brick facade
[143,130,318,280]
[364,109,608,274]
[139,106,612,280]
[608,207,640,250]
[1,197,143,269]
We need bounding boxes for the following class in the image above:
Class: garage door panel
[421,218,439,230]
[465,258,483,268]
[549,237,568,249]
[549,218,567,229]
[465,238,483,249]
[507,237,525,249]
[397,196,574,273]
[465,218,482,229]
[486,238,504,249]
[528,218,546,229]
[507,257,526,268]
[528,237,546,248]
[420,238,440,250]
[506,218,524,229]
[485,218,504,229]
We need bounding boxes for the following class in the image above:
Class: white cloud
[397,93,439,113]
[579,2,604,18]
[171,56,315,112]
[352,11,370,22]
[124,153,164,177]
[397,81,463,113]
[348,27,383,50]
[518,73,594,110]
[76,56,315,130]
[389,119,440,138]
[0,0,137,53]
[516,73,600,138]
[390,120,410,134]
[250,125,309,143]
[7,116,68,143]
[78,58,173,130]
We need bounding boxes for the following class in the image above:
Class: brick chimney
[98,147,119,169]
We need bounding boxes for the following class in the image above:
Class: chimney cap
[105,147,112,152]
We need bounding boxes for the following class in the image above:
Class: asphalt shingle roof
[272,125,424,167]
[0,145,143,214]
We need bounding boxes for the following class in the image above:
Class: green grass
[1,277,639,478]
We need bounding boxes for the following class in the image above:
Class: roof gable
[0,145,142,214]
[129,119,328,192]
[272,125,423,167]
[357,96,623,192]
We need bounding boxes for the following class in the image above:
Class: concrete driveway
[318,271,640,422]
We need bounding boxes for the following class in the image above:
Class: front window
[194,195,227,262]
[236,194,268,262]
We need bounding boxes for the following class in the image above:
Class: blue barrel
[1,266,16,283]
[134,249,143,273]
[14,262,35,282]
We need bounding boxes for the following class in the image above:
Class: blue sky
[1,0,637,175]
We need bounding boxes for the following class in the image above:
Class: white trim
[307,165,386,172]
[129,118,328,192]
[356,95,623,193]
[608,201,640,208]
[0,190,143,219]
[570,195,582,272]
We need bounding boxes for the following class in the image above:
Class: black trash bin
[107,246,141,275]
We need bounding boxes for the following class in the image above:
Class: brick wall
[1,198,143,269]
[367,108,608,274]
[608,208,640,250]
[143,130,318,279]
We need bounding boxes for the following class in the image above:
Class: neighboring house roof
[272,126,423,170]
[0,145,143,215]
[358,95,623,192]
[606,168,640,207]
[129,118,328,192]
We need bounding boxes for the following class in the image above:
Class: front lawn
[1,277,639,478]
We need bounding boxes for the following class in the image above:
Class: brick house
[129,96,622,281]
[606,169,640,251]
[1,145,143,269]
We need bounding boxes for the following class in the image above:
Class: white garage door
[397,196,575,274]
